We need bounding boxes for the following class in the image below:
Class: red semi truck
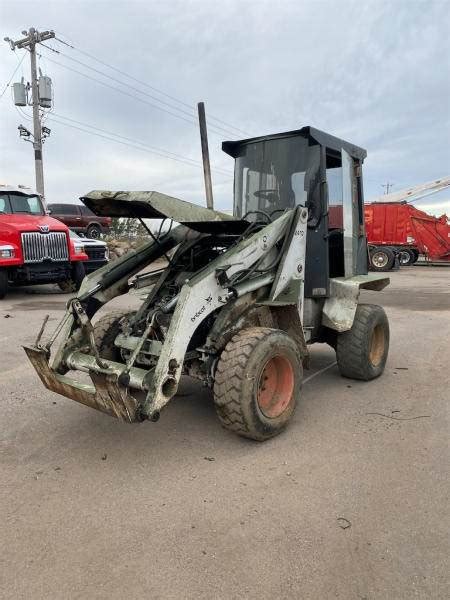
[365,201,450,269]
[0,185,88,299]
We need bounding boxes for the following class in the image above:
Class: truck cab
[0,185,87,299]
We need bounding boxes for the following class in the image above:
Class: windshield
[0,193,44,215]
[233,136,321,221]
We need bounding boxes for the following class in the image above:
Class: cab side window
[28,197,41,214]
[60,204,78,215]
[0,195,10,213]
[80,206,94,216]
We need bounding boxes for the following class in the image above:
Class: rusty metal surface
[24,345,140,422]
[322,275,390,332]
[140,212,292,419]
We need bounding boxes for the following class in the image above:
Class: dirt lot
[1,266,449,599]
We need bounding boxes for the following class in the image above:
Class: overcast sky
[1,0,449,215]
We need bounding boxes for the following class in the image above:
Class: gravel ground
[1,266,449,599]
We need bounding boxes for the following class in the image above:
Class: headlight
[74,244,85,255]
[0,246,15,258]
[104,247,110,260]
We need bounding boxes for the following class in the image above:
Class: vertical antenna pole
[197,102,214,210]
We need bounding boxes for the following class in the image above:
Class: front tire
[58,262,85,293]
[93,310,135,361]
[87,224,101,239]
[0,269,8,299]
[336,304,389,380]
[213,327,302,441]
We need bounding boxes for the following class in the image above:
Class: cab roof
[0,184,37,196]
[222,125,367,162]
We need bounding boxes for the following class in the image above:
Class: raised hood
[80,190,249,234]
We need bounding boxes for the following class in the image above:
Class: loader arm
[50,223,197,374]
[25,207,307,423]
[141,208,308,419]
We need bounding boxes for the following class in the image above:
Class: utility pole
[4,28,55,208]
[197,102,214,210]
[382,182,395,195]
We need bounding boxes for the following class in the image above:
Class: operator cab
[223,126,368,298]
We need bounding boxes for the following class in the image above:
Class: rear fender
[322,275,389,332]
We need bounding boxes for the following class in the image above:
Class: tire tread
[93,310,133,360]
[213,327,296,440]
[336,303,389,380]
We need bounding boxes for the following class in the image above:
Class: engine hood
[80,238,107,247]
[0,214,68,234]
[80,190,250,234]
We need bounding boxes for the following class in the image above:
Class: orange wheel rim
[257,355,294,418]
[369,324,385,366]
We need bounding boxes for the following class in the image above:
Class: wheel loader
[24,126,390,441]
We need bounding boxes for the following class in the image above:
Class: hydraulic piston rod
[65,350,152,391]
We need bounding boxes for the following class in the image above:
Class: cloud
[0,0,449,211]
[417,200,450,217]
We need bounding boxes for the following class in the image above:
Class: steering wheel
[253,189,280,203]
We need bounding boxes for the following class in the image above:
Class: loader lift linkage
[25,126,390,441]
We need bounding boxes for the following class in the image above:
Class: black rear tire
[398,249,413,266]
[58,262,85,293]
[93,310,135,361]
[369,247,395,271]
[336,304,389,380]
[410,248,419,263]
[213,327,302,441]
[87,224,101,239]
[0,269,8,299]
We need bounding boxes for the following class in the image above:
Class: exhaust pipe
[197,101,214,210]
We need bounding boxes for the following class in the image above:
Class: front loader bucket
[24,346,141,422]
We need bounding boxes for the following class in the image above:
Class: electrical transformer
[38,76,52,108]
[12,81,27,106]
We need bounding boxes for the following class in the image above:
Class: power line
[0,51,26,100]
[39,41,60,54]
[382,182,395,195]
[51,111,233,175]
[17,102,233,176]
[18,104,233,175]
[39,51,236,139]
[54,33,250,137]
[15,105,32,121]
[45,113,233,177]
[45,46,240,138]
[15,61,234,177]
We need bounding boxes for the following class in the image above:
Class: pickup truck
[0,185,88,299]
[48,202,112,238]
